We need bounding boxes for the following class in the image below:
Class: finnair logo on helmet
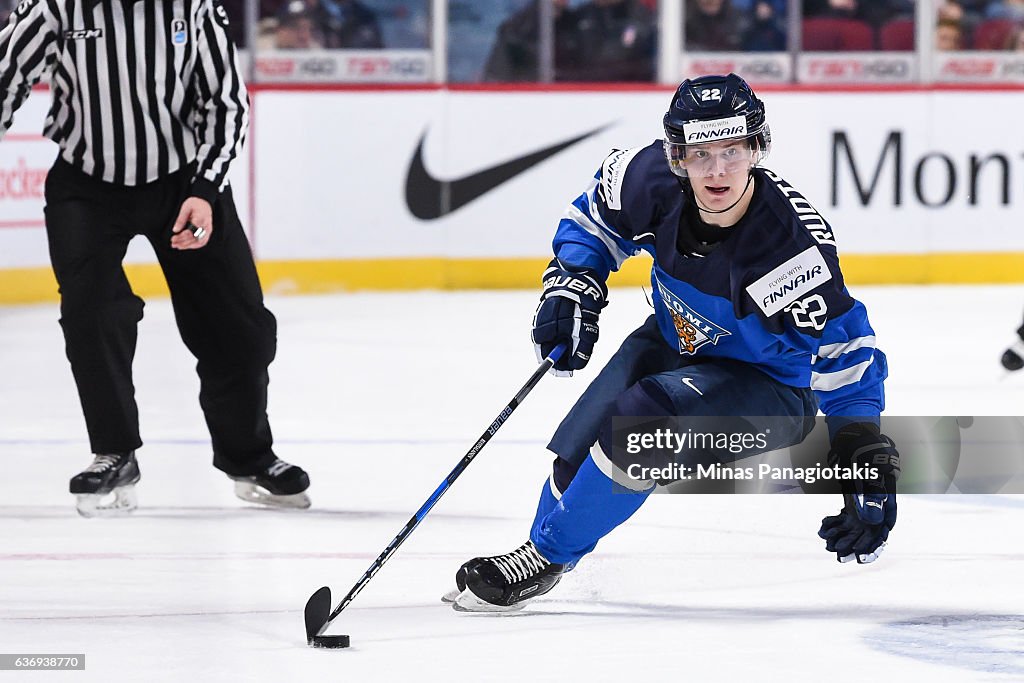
[682,115,747,143]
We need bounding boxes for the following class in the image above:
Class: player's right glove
[817,422,900,564]
[532,259,607,376]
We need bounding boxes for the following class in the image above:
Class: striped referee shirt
[0,0,248,204]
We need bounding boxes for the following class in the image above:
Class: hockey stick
[304,343,568,648]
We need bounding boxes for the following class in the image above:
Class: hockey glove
[532,259,607,376]
[818,422,900,564]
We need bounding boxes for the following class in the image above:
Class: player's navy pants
[44,158,279,477]
[530,315,817,566]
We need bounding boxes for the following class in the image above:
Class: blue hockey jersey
[552,141,887,423]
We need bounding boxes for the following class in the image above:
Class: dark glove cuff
[829,422,900,493]
[831,421,880,448]
[189,177,221,207]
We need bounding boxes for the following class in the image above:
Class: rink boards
[2,86,1023,302]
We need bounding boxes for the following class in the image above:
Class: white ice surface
[1,285,1023,682]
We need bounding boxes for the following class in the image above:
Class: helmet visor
[664,137,760,178]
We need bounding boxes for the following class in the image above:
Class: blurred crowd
[934,0,1024,50]
[480,0,1024,81]
[217,0,384,49]
[1,0,1022,62]
[483,0,657,81]
[799,0,1024,51]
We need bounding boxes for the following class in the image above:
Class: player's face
[683,140,755,209]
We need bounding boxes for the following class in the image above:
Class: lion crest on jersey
[655,275,731,355]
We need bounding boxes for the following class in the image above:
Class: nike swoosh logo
[404,124,609,220]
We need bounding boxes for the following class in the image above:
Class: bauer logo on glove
[532,259,608,377]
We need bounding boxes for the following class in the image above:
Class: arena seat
[802,17,876,51]
[972,18,1018,50]
[879,18,915,51]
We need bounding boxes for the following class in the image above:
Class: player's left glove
[817,422,900,564]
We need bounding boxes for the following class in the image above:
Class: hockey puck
[309,634,350,649]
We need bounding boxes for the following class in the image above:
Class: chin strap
[685,172,755,216]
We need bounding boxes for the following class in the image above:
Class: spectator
[864,0,915,27]
[257,18,279,50]
[938,0,966,22]
[220,0,309,48]
[742,0,788,51]
[936,17,965,49]
[938,0,984,42]
[959,0,992,13]
[275,0,323,49]
[986,0,1024,20]
[803,0,856,17]
[556,0,655,81]
[732,0,786,13]
[803,0,912,29]
[686,0,752,51]
[316,0,384,48]
[482,0,578,81]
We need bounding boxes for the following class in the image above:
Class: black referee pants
[44,158,278,477]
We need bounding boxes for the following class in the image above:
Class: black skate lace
[267,460,292,477]
[489,542,550,584]
[85,454,121,473]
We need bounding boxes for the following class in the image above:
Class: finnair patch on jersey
[746,246,833,317]
[656,275,731,355]
[682,115,747,144]
[599,147,642,211]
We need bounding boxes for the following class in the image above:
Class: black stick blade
[304,587,351,649]
[304,586,332,643]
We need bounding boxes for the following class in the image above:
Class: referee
[0,0,312,515]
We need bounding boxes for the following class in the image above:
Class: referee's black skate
[450,540,566,612]
[69,451,140,518]
[230,458,311,509]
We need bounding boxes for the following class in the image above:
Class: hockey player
[448,74,900,612]
[1001,315,1024,371]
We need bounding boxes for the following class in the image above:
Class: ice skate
[1001,339,1024,372]
[440,564,473,604]
[69,452,141,518]
[230,458,311,509]
[451,541,566,612]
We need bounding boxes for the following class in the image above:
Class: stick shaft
[321,345,566,629]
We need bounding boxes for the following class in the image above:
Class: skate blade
[441,588,461,604]
[233,482,311,509]
[451,589,525,613]
[75,485,138,518]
